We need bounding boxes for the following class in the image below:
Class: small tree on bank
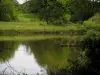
[0,0,17,21]
[28,0,69,25]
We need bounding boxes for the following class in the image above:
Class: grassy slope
[0,13,82,31]
[0,13,100,40]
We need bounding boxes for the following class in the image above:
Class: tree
[28,0,69,25]
[0,0,17,21]
[69,0,100,22]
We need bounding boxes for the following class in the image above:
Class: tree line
[0,0,100,24]
[0,0,17,21]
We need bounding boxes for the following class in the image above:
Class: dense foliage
[0,0,17,21]
[28,0,69,25]
[0,0,100,23]
[24,0,100,24]
[69,0,100,22]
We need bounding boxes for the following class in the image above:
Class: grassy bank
[0,13,100,40]
[0,35,83,41]
[0,13,85,36]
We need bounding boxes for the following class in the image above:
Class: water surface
[0,39,84,75]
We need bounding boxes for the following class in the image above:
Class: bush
[84,30,100,40]
[84,13,100,24]
[0,0,17,21]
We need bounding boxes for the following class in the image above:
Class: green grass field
[0,13,81,31]
[0,13,100,40]
[0,13,99,31]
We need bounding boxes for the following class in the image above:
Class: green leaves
[28,0,68,25]
[69,0,100,22]
[0,0,17,21]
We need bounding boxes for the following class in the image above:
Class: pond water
[0,44,47,75]
[0,39,85,75]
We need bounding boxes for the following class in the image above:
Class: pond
[0,38,85,75]
[0,38,90,75]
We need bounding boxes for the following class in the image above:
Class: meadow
[0,13,100,41]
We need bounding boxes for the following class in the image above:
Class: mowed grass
[0,21,86,33]
[0,13,84,32]
[0,35,82,41]
[0,21,66,31]
[0,13,83,41]
[0,13,100,32]
[0,13,100,41]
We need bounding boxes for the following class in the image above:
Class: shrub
[0,0,17,21]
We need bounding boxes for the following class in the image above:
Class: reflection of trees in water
[0,41,19,62]
[25,39,85,75]
[23,38,100,75]
[0,38,99,75]
[50,38,100,75]
[51,38,100,75]
[81,38,100,75]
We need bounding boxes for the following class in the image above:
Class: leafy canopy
[0,0,17,21]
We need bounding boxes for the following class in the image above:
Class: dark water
[0,41,47,75]
[0,38,100,75]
